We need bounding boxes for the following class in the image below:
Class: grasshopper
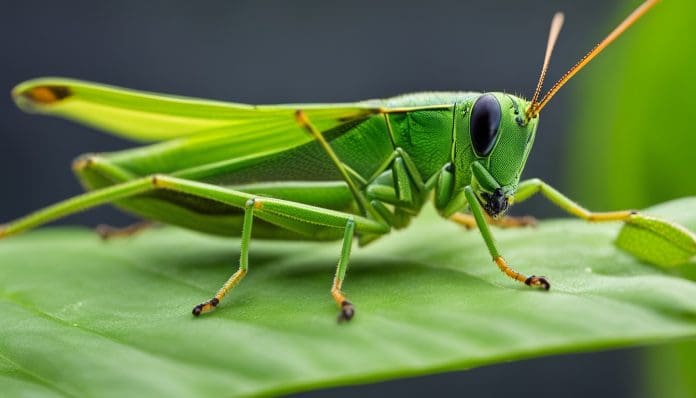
[2,0,693,322]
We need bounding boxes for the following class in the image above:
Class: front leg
[514,178,636,222]
[514,178,696,267]
[463,186,550,290]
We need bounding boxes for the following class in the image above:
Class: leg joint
[72,154,101,171]
[294,110,310,129]
[150,174,168,188]
[529,178,545,194]
[246,197,263,210]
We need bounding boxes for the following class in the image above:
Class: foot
[96,221,154,240]
[525,275,550,290]
[192,297,220,316]
[337,300,355,323]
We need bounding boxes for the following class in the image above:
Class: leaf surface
[1,198,695,397]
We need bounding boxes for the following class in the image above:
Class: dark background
[1,1,647,397]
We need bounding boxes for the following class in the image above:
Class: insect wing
[12,78,379,142]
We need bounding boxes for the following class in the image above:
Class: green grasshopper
[1,0,693,322]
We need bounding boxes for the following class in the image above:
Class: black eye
[469,94,501,157]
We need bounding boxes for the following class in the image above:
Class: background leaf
[1,198,695,397]
[567,1,696,396]
[567,0,696,210]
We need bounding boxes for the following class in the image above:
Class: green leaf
[567,0,696,210]
[565,2,696,396]
[1,198,696,397]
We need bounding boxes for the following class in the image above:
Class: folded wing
[12,77,379,144]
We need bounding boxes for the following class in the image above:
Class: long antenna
[527,0,660,119]
[528,12,564,117]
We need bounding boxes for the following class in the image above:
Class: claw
[337,300,355,323]
[192,297,219,317]
[525,275,550,290]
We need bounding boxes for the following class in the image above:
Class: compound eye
[469,94,501,157]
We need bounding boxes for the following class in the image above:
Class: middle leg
[463,186,550,290]
[192,198,257,316]
[450,213,538,230]
[331,218,356,322]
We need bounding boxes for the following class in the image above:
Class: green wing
[12,78,379,143]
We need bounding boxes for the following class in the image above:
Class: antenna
[526,0,660,119]
[527,12,564,118]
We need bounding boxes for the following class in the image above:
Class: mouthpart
[481,188,510,218]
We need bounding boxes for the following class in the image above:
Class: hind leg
[1,175,389,319]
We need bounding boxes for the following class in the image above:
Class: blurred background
[1,0,694,396]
